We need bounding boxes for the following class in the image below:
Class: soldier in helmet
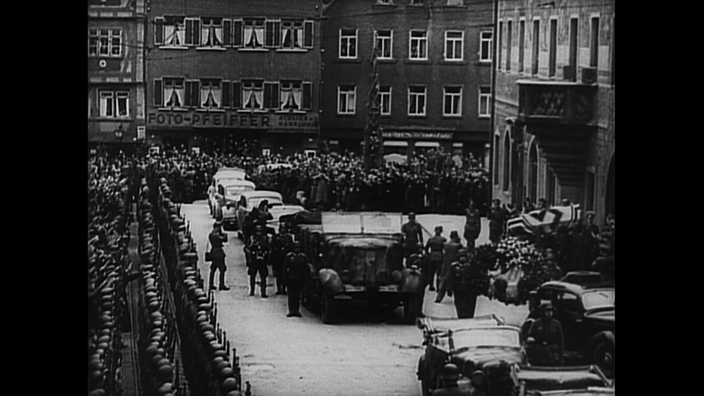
[430,363,465,396]
[445,249,478,318]
[282,241,310,317]
[245,225,271,298]
[525,301,565,366]
[272,221,295,295]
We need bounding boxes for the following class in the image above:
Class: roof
[219,179,255,188]
[418,314,506,335]
[240,190,283,200]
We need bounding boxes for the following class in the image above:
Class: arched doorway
[605,152,615,220]
[528,141,538,202]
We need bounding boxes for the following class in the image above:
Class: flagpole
[363,32,383,172]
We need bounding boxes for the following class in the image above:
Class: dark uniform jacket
[402,221,423,248]
[208,229,227,258]
[283,252,310,281]
[426,236,447,262]
[527,318,564,365]
[247,235,271,264]
[447,261,472,292]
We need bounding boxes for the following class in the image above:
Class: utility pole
[363,35,384,172]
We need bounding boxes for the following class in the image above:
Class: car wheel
[594,341,615,378]
[404,295,421,325]
[321,294,336,324]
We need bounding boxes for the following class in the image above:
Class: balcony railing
[517,80,597,126]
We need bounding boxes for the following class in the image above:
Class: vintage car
[235,190,284,238]
[514,365,613,396]
[417,315,526,396]
[522,272,615,377]
[209,167,249,217]
[295,212,425,324]
[266,204,305,234]
[219,180,256,230]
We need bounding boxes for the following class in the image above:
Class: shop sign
[382,131,453,140]
[147,110,318,131]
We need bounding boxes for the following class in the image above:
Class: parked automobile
[522,272,615,377]
[220,180,256,230]
[266,204,305,233]
[295,212,425,324]
[416,314,525,396]
[209,167,249,217]
[514,365,613,396]
[235,190,284,238]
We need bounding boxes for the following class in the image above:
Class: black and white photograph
[87,1,615,395]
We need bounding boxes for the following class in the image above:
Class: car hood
[451,347,525,369]
[516,366,611,391]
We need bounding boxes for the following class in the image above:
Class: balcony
[517,80,597,127]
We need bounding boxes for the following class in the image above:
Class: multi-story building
[146,0,322,156]
[320,0,494,159]
[88,0,147,151]
[492,0,615,224]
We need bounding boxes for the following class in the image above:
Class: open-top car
[514,365,613,396]
[235,190,284,238]
[417,314,526,396]
[523,272,615,378]
[294,212,426,324]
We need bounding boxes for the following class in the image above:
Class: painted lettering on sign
[147,110,318,130]
[382,131,453,140]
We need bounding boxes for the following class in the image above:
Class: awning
[383,140,408,147]
[414,141,440,147]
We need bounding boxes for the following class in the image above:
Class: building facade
[88,0,147,151]
[492,0,615,224]
[320,0,494,159]
[145,0,322,156]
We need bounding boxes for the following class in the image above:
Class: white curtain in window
[280,88,292,109]
[165,24,184,46]
[244,87,263,109]
[165,87,184,107]
[100,93,112,117]
[254,26,264,47]
[117,93,129,117]
[201,84,221,108]
[244,26,254,46]
[292,88,302,109]
[202,25,222,46]
[346,92,355,112]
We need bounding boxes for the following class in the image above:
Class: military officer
[272,222,295,295]
[208,220,229,291]
[425,226,446,291]
[246,225,271,298]
[282,241,310,317]
[525,302,565,366]
[445,249,478,318]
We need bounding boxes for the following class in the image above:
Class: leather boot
[249,276,256,296]
[260,280,268,298]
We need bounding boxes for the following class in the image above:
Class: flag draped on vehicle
[507,204,582,235]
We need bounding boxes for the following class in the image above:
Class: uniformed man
[435,231,462,303]
[208,220,229,291]
[525,302,565,366]
[488,199,508,245]
[401,213,424,267]
[246,225,271,298]
[463,202,482,250]
[446,250,478,319]
[272,222,295,295]
[425,226,447,291]
[429,363,464,396]
[282,241,310,317]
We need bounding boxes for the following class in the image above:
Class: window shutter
[274,21,281,47]
[265,20,275,48]
[233,20,243,47]
[186,19,200,46]
[154,17,164,45]
[185,80,199,107]
[193,19,200,46]
[302,82,312,110]
[184,80,193,107]
[223,20,232,46]
[232,81,241,108]
[185,19,193,45]
[222,81,231,108]
[304,20,314,48]
[264,82,279,109]
[154,79,163,107]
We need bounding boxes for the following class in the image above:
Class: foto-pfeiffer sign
[147,110,318,130]
[382,131,453,140]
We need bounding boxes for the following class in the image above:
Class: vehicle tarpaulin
[321,212,403,235]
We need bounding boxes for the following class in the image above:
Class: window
[479,86,491,118]
[281,19,303,49]
[265,20,282,48]
[568,18,578,73]
[89,29,122,57]
[200,79,222,109]
[200,17,224,48]
[380,86,391,115]
[590,17,599,68]
[506,20,512,71]
[185,17,201,46]
[443,86,462,116]
[338,85,356,114]
[280,80,303,111]
[532,20,540,75]
[244,18,265,48]
[409,31,428,60]
[99,90,129,118]
[242,80,264,110]
[160,77,185,108]
[549,19,557,77]
[156,16,186,47]
[518,21,525,73]
[408,86,426,116]
[375,30,393,59]
[480,31,493,62]
[339,29,357,58]
[444,31,464,61]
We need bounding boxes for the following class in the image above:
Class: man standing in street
[435,231,462,303]
[401,212,424,267]
[208,220,229,291]
[463,201,482,250]
[425,226,446,291]
[246,225,271,298]
[488,199,508,245]
[272,222,294,295]
[446,250,478,318]
[283,241,311,317]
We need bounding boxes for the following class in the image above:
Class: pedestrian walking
[435,231,462,303]
[488,199,508,245]
[525,302,564,366]
[463,202,481,250]
[208,220,229,291]
[425,226,446,291]
[283,241,310,317]
[246,225,271,298]
[401,212,424,266]
[445,250,478,318]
